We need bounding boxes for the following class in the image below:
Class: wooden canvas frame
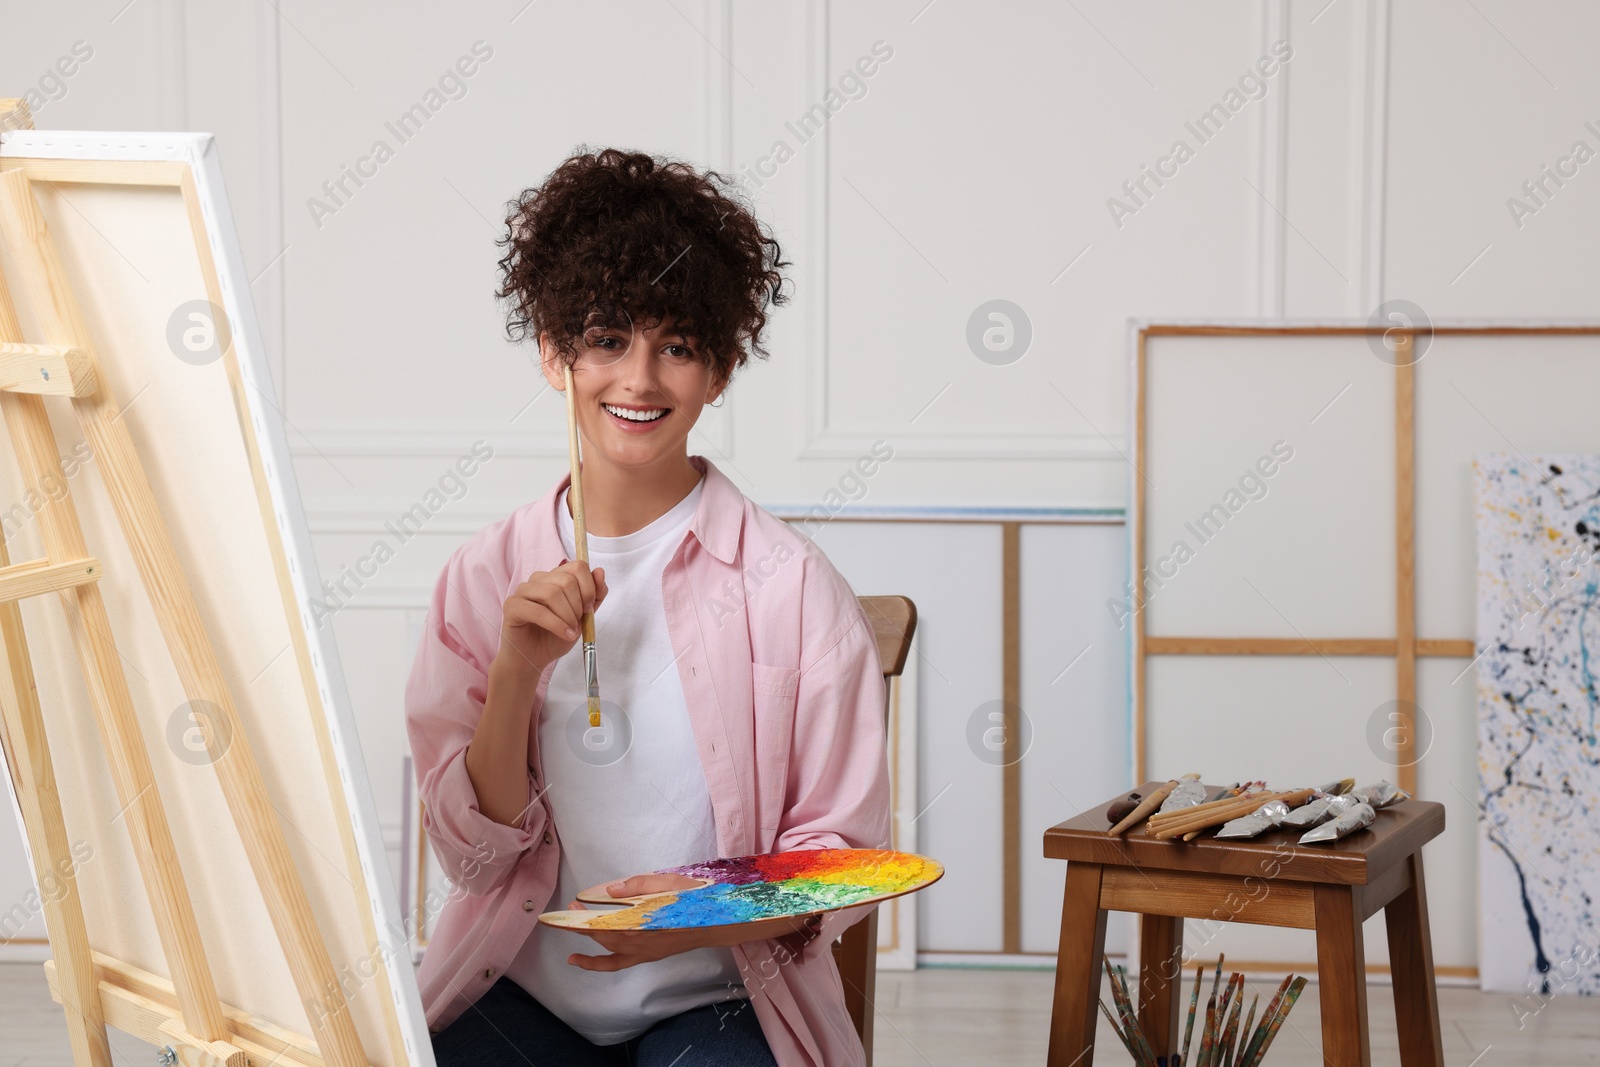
[0,110,430,1067]
[1131,321,1600,797]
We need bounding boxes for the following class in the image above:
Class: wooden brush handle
[1150,793,1283,839]
[563,362,589,562]
[562,362,597,643]
[1148,791,1269,830]
[1151,788,1317,839]
[1147,791,1254,825]
[1151,799,1268,838]
[1107,779,1177,836]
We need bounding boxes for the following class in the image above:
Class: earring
[709,394,726,408]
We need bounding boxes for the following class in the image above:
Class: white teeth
[603,403,668,422]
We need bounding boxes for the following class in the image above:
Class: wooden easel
[0,98,373,1067]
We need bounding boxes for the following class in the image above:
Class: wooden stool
[1042,783,1446,1067]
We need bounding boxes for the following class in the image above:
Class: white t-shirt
[505,472,747,1043]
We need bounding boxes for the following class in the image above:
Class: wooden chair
[831,594,917,1067]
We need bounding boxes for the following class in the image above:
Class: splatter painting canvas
[1475,454,1600,995]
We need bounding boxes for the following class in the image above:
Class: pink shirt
[405,454,892,1067]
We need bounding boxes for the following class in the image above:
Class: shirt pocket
[750,661,800,831]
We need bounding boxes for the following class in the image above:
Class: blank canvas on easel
[0,130,430,1066]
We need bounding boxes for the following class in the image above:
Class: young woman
[406,148,891,1067]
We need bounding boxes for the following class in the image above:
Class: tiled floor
[3,961,1596,1065]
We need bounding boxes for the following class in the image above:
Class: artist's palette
[539,848,942,933]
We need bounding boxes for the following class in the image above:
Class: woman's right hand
[493,559,608,679]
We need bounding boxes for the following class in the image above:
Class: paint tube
[1298,800,1376,844]
[1350,780,1410,808]
[1283,794,1335,829]
[1214,799,1292,839]
[1158,773,1208,813]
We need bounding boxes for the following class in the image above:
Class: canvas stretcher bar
[1131,321,1600,793]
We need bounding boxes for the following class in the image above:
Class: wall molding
[157,0,189,130]
[703,0,734,173]
[794,0,1118,461]
[1353,0,1392,315]
[259,0,287,412]
[1254,0,1290,316]
[696,0,737,461]
[275,0,734,461]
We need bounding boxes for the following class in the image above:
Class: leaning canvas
[1474,453,1600,996]
[0,129,432,1066]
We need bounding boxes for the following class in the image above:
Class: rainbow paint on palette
[540,848,941,932]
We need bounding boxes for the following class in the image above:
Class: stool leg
[1047,861,1107,1067]
[1314,883,1372,1067]
[1137,913,1184,1060]
[1385,852,1444,1066]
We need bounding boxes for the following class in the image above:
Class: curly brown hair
[496,147,790,385]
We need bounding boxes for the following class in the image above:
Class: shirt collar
[542,454,742,566]
[685,455,743,564]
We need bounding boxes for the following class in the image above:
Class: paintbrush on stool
[1107,780,1178,836]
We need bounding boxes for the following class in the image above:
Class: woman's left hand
[562,873,825,972]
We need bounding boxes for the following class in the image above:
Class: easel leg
[1314,883,1372,1067]
[0,538,111,1066]
[1047,861,1107,1067]
[1386,853,1444,1067]
[1137,913,1184,1061]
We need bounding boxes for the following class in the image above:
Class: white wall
[4,0,1599,971]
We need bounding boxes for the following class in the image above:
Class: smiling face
[540,314,727,472]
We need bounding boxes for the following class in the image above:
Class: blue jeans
[431,976,778,1067]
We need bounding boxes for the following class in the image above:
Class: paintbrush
[1196,990,1218,1067]
[1098,998,1141,1063]
[1146,791,1270,829]
[1241,977,1306,1067]
[562,361,602,728]
[1217,977,1244,1067]
[1145,781,1268,828]
[1147,791,1277,831]
[1108,779,1179,835]
[1151,789,1316,839]
[1122,967,1163,1067]
[1105,962,1158,1067]
[1190,784,1243,818]
[1197,956,1225,1067]
[1214,974,1238,1045]
[1233,993,1258,1067]
[1236,975,1294,1067]
[1182,784,1243,840]
[1178,964,1202,1067]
